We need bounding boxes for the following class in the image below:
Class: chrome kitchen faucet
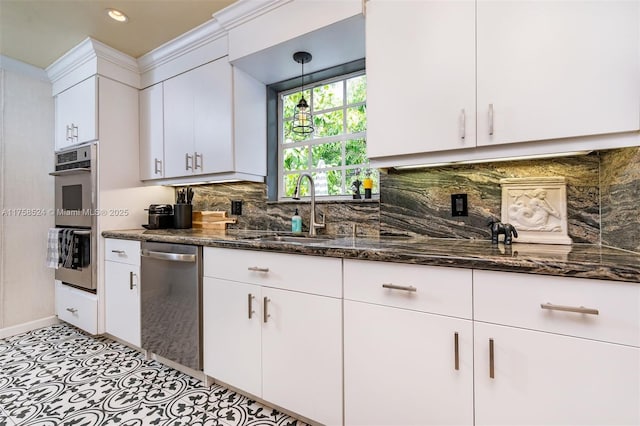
[292,173,325,237]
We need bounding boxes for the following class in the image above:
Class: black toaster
[146,204,174,229]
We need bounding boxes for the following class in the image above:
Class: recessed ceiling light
[106,8,128,23]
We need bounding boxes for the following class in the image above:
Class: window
[278,71,377,199]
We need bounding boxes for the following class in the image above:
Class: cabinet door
[344,300,473,426]
[55,76,98,151]
[366,0,476,158]
[139,84,165,180]
[474,322,640,426]
[203,277,262,397]
[105,261,140,347]
[192,60,233,175]
[262,288,342,426]
[477,1,640,146]
[164,70,195,178]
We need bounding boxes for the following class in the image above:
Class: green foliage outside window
[280,73,377,198]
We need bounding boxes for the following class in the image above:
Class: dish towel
[60,229,75,268]
[47,228,62,269]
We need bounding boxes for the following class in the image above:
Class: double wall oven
[50,144,97,291]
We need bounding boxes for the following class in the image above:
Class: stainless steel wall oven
[50,144,97,291]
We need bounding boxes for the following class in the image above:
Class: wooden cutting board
[192,211,237,229]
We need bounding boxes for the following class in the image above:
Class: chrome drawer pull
[111,250,125,254]
[248,266,269,273]
[454,332,460,371]
[488,104,494,136]
[382,283,417,292]
[66,307,78,314]
[489,338,495,379]
[540,303,599,315]
[460,109,466,140]
[248,293,255,319]
[263,297,270,323]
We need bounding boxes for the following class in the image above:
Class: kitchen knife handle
[185,153,193,171]
[154,158,162,175]
[194,152,202,170]
[488,104,494,136]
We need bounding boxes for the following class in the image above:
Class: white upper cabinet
[55,76,97,151]
[476,0,640,147]
[164,59,233,178]
[366,0,476,158]
[139,83,164,180]
[366,0,640,165]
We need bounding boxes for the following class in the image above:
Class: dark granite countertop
[102,228,640,283]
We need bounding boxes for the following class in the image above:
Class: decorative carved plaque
[500,177,572,245]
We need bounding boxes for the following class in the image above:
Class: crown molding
[212,0,291,31]
[137,19,226,74]
[45,38,137,85]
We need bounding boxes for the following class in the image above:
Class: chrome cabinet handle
[382,283,417,292]
[185,153,193,171]
[489,338,495,379]
[154,158,162,175]
[248,266,269,273]
[488,104,494,136]
[72,124,79,140]
[140,249,196,263]
[129,271,137,290]
[263,297,270,323]
[66,307,78,314]
[194,152,202,170]
[66,125,72,141]
[454,332,459,371]
[248,293,255,319]
[460,109,466,140]
[111,249,125,254]
[540,303,599,315]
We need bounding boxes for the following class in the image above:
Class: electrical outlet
[231,200,242,215]
[451,194,468,217]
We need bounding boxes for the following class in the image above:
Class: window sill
[268,195,380,205]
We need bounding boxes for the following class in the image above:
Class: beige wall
[0,57,55,332]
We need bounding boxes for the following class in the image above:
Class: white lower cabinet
[474,322,639,426]
[203,248,342,425]
[474,270,640,426]
[55,280,98,334]
[344,301,473,426]
[104,238,141,347]
[343,259,474,425]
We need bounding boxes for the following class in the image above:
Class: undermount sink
[242,234,335,244]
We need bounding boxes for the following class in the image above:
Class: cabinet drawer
[55,280,98,334]
[344,259,472,319]
[474,270,640,347]
[204,247,341,298]
[105,239,140,265]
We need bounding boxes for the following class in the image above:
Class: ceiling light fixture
[292,51,314,135]
[106,8,128,23]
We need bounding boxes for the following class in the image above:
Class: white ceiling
[0,0,237,70]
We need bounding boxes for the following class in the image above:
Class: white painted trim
[46,38,97,83]
[0,55,49,81]
[213,0,291,30]
[137,19,226,75]
[0,316,60,339]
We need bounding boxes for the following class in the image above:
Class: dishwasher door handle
[140,249,196,262]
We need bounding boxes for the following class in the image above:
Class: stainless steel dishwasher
[140,241,202,370]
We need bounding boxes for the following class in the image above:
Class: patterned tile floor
[0,324,307,426]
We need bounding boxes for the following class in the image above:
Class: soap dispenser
[292,208,302,233]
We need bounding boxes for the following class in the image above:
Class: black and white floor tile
[0,324,307,426]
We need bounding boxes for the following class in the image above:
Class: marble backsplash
[182,146,639,250]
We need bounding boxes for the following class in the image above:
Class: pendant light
[292,51,314,135]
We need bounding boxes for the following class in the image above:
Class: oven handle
[49,168,91,176]
[141,249,196,263]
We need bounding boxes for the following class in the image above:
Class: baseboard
[0,316,60,339]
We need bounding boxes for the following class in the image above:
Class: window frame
[277,70,368,201]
